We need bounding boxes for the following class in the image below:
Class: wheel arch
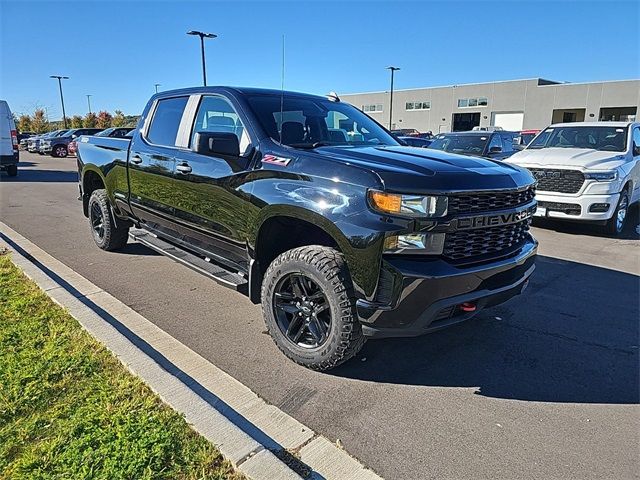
[81,167,106,217]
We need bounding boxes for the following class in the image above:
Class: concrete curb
[0,221,383,480]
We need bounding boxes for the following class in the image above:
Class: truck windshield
[528,126,628,152]
[245,94,399,148]
[428,134,488,155]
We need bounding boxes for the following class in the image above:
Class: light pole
[386,66,400,130]
[154,83,161,93]
[187,30,217,86]
[50,75,69,128]
[86,94,92,114]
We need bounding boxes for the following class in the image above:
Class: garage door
[492,112,524,131]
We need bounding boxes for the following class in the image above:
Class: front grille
[444,219,531,262]
[448,186,536,215]
[528,168,585,193]
[538,201,581,215]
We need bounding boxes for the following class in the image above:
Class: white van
[1,100,19,177]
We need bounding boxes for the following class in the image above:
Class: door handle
[176,163,192,174]
[130,155,143,165]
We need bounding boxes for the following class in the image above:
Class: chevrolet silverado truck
[507,122,639,235]
[77,87,538,370]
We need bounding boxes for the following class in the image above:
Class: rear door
[128,95,189,235]
[0,102,14,157]
[169,94,256,270]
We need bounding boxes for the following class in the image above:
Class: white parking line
[0,220,383,480]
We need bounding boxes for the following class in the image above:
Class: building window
[406,101,430,110]
[458,97,488,108]
[362,104,383,113]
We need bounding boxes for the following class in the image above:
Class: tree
[83,112,97,128]
[70,115,84,128]
[96,111,113,129]
[18,114,32,133]
[31,109,48,133]
[112,110,126,127]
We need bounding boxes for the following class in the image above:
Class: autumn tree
[83,112,97,128]
[31,109,48,133]
[111,110,126,127]
[70,115,84,128]
[18,114,32,132]
[96,111,113,129]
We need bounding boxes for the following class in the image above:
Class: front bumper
[534,191,619,221]
[357,238,537,338]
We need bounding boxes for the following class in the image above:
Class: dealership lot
[1,152,638,479]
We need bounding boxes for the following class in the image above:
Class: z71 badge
[262,154,292,166]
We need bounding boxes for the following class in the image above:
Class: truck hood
[507,147,628,170]
[312,145,533,192]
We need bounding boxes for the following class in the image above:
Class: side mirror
[489,146,503,153]
[193,132,240,157]
[71,134,77,139]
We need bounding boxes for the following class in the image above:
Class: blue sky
[1,0,638,119]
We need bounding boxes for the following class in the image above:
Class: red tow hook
[459,302,477,312]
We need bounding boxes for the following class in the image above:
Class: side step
[129,229,248,294]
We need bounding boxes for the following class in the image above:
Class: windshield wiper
[288,141,335,149]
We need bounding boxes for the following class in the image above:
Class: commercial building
[341,78,640,133]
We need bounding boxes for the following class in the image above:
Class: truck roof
[152,86,329,101]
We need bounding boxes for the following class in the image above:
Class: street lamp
[86,94,92,114]
[154,83,161,93]
[50,75,69,128]
[386,66,400,130]
[187,30,217,86]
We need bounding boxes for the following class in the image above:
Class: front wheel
[52,145,68,158]
[605,189,629,236]
[261,246,365,371]
[88,189,129,251]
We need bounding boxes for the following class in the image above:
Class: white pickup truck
[506,121,639,235]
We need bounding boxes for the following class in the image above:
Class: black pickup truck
[77,87,538,370]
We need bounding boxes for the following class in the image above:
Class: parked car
[506,122,640,235]
[41,128,103,157]
[0,100,19,177]
[391,128,421,137]
[398,136,432,148]
[29,130,68,154]
[427,131,519,160]
[18,131,35,148]
[77,86,537,370]
[69,127,133,155]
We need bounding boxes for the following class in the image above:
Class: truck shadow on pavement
[1,168,78,183]
[332,255,639,405]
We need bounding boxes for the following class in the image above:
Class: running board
[129,229,248,294]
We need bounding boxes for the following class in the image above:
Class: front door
[170,94,256,271]
[128,95,189,235]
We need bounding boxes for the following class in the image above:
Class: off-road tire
[6,165,17,177]
[88,189,129,251]
[261,245,366,371]
[605,188,630,236]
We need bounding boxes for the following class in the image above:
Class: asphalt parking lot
[2,152,639,480]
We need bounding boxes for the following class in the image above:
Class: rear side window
[147,96,189,146]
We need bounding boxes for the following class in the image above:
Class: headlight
[584,171,618,181]
[368,190,448,217]
[384,233,445,254]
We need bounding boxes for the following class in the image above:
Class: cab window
[146,96,189,146]
[191,96,251,155]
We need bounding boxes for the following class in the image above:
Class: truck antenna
[279,34,285,145]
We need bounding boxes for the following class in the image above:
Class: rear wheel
[52,144,68,158]
[261,245,365,371]
[605,189,629,236]
[6,165,17,177]
[88,189,129,251]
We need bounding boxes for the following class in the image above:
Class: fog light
[589,203,610,213]
[383,233,445,254]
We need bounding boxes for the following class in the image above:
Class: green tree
[96,111,113,129]
[70,115,84,128]
[112,110,126,127]
[18,114,32,132]
[83,112,97,128]
[31,109,48,133]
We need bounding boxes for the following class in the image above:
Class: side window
[488,134,502,151]
[191,96,251,155]
[146,96,189,146]
[633,127,640,156]
[500,134,514,152]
